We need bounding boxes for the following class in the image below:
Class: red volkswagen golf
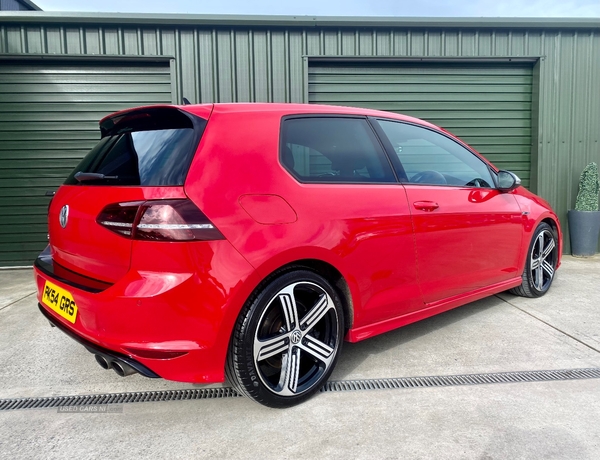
[35,103,561,407]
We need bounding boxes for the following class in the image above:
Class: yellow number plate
[42,280,78,324]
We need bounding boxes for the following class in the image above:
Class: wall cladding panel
[234,30,251,102]
[142,28,158,55]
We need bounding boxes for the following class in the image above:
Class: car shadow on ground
[331,294,505,380]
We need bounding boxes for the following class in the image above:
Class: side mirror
[497,170,521,192]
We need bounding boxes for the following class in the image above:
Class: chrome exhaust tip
[112,360,137,377]
[95,354,110,370]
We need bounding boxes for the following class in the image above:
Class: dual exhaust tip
[95,354,137,377]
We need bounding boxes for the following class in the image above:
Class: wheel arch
[509,216,560,297]
[216,246,359,385]
[516,212,562,275]
[274,259,354,330]
[240,258,355,331]
[538,214,563,265]
[541,216,560,236]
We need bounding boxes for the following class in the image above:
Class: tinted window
[65,109,204,186]
[377,120,494,188]
[281,117,395,183]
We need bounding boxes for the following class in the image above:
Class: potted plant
[568,162,600,256]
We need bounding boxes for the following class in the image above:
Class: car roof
[101,103,438,130]
[100,102,440,134]
[182,103,438,129]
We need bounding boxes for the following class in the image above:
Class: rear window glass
[65,108,205,186]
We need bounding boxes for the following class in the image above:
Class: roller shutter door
[0,60,173,266]
[309,62,532,187]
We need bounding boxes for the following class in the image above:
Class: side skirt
[346,277,522,342]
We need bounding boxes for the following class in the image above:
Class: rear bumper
[34,240,256,384]
[38,303,160,378]
[34,247,113,293]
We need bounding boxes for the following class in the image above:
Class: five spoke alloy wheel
[530,229,556,292]
[227,270,344,408]
[510,222,558,298]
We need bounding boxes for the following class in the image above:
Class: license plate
[42,280,78,324]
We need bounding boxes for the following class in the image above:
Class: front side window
[281,117,395,183]
[376,119,495,188]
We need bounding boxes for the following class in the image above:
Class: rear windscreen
[65,108,206,186]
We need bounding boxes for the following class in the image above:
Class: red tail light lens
[136,200,224,241]
[96,202,141,237]
[96,200,224,241]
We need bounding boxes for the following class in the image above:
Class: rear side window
[65,108,205,186]
[280,117,395,183]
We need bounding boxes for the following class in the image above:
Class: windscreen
[65,108,206,186]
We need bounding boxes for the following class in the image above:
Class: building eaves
[0,12,599,29]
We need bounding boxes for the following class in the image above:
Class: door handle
[413,201,439,212]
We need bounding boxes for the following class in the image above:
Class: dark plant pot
[568,210,600,257]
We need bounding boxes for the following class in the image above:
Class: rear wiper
[74,171,119,182]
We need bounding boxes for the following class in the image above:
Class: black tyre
[509,222,558,298]
[226,270,344,408]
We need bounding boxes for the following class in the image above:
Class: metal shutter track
[0,61,172,266]
[308,63,532,187]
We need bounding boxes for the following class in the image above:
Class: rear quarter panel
[184,108,421,331]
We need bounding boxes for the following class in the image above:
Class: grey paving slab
[498,255,600,352]
[331,294,600,381]
[0,269,35,310]
[1,379,599,459]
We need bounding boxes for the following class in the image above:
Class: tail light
[96,202,141,237]
[96,199,224,241]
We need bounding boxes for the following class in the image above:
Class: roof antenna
[182,97,191,105]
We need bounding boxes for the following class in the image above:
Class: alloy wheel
[253,281,340,397]
[530,229,557,291]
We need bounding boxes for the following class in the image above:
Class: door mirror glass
[497,170,521,191]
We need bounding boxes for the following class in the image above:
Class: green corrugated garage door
[308,62,532,187]
[0,60,173,266]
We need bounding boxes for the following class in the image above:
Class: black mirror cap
[497,170,522,192]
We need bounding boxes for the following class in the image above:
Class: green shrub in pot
[568,162,600,256]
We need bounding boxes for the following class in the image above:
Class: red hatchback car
[35,103,561,407]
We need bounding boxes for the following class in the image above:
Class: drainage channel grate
[0,387,240,412]
[1,368,599,411]
[321,368,600,392]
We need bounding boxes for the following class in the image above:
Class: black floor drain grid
[320,368,600,392]
[1,368,599,411]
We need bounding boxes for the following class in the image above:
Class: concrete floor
[0,256,599,459]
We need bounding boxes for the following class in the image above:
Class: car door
[373,118,524,305]
[280,115,422,328]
